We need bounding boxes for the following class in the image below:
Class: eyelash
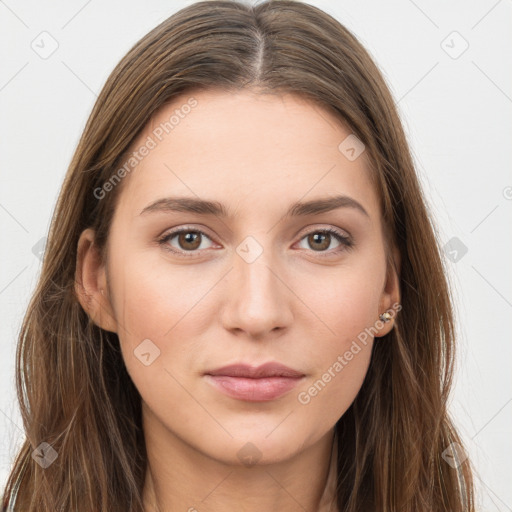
[157,226,354,259]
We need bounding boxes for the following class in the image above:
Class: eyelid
[157,224,354,258]
[293,226,353,257]
[157,225,219,257]
[295,223,351,240]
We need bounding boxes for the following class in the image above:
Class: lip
[204,363,305,402]
[205,362,305,379]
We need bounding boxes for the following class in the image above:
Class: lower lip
[204,375,304,401]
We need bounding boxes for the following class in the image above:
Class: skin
[75,89,400,512]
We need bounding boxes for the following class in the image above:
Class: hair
[2,0,476,510]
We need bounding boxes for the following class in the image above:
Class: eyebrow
[139,194,369,219]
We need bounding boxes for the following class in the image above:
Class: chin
[200,429,310,467]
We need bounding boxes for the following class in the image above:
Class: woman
[1,0,475,510]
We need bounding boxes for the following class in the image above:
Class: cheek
[294,284,376,430]
[110,250,213,339]
[292,257,384,345]
[290,263,382,421]
[296,341,373,426]
[106,253,212,385]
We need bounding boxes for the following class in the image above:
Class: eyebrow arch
[139,194,369,219]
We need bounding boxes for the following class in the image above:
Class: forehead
[115,89,379,221]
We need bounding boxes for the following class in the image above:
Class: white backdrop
[1,0,511,510]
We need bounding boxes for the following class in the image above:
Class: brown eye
[307,232,331,251]
[177,231,202,251]
[158,228,215,257]
[297,228,351,254]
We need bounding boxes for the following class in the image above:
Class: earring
[379,311,392,323]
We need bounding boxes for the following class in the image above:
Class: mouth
[203,362,306,402]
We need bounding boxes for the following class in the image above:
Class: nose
[220,245,294,340]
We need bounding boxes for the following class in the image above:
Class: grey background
[1,0,511,509]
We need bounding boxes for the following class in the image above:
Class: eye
[296,228,353,256]
[157,226,354,259]
[158,227,216,258]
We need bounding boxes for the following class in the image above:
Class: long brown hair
[2,1,475,510]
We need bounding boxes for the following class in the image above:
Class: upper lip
[204,362,305,378]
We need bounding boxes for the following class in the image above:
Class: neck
[141,405,338,512]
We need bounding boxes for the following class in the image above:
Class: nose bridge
[222,235,293,336]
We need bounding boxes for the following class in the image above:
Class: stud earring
[379,311,392,323]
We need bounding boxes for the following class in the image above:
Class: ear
[375,244,401,338]
[74,228,118,333]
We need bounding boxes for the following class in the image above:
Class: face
[76,89,399,466]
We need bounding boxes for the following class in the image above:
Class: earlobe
[375,245,401,338]
[74,228,118,333]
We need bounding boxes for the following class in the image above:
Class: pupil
[310,232,329,251]
[181,232,200,249]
